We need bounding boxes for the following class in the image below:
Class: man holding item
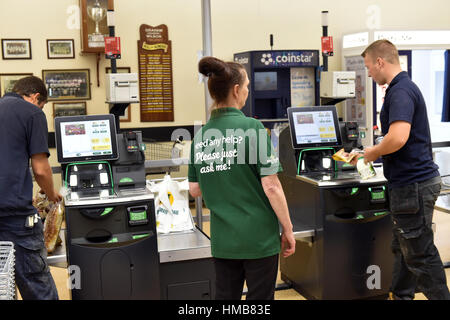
[0,76,62,299]
[356,40,450,300]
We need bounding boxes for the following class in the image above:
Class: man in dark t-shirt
[359,40,450,300]
[0,76,62,300]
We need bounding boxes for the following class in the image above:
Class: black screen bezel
[287,106,343,149]
[54,114,119,164]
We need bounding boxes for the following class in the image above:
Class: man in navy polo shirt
[359,40,450,300]
[0,76,62,300]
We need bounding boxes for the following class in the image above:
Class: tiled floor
[45,206,450,300]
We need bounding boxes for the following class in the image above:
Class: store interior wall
[1,0,449,189]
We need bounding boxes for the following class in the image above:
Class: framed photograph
[1,39,32,60]
[53,102,87,118]
[106,66,132,122]
[42,69,91,101]
[0,73,33,97]
[119,106,131,122]
[47,39,75,59]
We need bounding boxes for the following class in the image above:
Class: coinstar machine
[55,114,160,299]
[278,106,394,300]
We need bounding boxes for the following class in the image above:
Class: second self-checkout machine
[278,106,394,300]
[55,114,160,299]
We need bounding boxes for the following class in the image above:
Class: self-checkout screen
[287,106,342,149]
[55,114,118,163]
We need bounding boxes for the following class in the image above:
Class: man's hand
[31,153,63,203]
[47,190,63,203]
[349,152,361,166]
[363,146,381,164]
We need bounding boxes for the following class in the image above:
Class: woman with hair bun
[188,56,295,300]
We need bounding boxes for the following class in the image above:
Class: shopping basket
[144,141,182,160]
[0,241,16,300]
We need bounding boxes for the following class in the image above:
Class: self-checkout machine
[276,15,394,298]
[54,113,160,300]
[277,105,394,300]
[56,118,214,300]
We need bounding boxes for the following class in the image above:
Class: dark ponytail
[198,56,245,104]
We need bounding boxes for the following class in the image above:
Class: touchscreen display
[287,106,342,149]
[55,114,118,163]
[60,119,113,159]
[292,110,338,144]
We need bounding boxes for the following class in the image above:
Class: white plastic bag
[147,175,194,234]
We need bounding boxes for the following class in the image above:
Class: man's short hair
[361,39,400,65]
[12,76,48,104]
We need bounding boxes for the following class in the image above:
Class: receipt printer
[106,73,139,103]
[320,71,356,98]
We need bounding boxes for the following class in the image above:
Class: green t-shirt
[188,107,282,259]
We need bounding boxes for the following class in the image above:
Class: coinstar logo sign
[255,51,318,68]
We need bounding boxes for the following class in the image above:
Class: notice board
[137,24,174,122]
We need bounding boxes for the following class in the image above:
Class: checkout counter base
[280,215,394,300]
[159,257,215,300]
[67,235,160,300]
[278,173,395,300]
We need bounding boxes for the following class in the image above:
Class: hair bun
[198,56,228,77]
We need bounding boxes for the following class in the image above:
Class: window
[412,50,450,143]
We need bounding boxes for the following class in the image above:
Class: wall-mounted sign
[137,24,174,122]
[321,36,334,56]
[374,30,450,45]
[104,36,121,59]
[290,67,315,107]
[342,32,369,49]
[345,56,367,126]
[251,50,319,69]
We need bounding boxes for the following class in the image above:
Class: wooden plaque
[137,24,174,122]
[80,0,114,53]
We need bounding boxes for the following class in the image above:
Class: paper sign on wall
[290,67,315,107]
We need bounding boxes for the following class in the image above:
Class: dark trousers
[0,215,58,300]
[213,254,279,300]
[389,176,450,300]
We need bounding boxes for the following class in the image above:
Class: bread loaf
[44,203,64,253]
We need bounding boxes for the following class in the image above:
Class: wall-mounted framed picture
[106,66,132,122]
[42,69,91,101]
[53,101,87,118]
[80,0,114,53]
[119,106,131,122]
[47,39,75,59]
[0,73,33,97]
[1,39,32,60]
